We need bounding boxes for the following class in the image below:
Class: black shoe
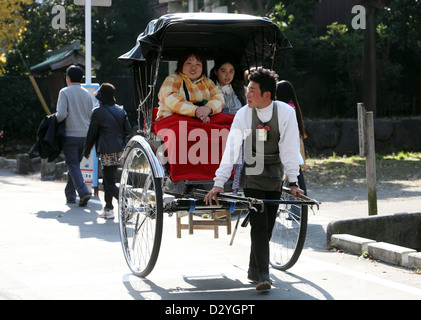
[79,194,91,207]
[66,198,76,204]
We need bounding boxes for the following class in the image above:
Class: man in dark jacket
[84,83,131,219]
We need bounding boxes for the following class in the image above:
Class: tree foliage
[269,0,319,75]
[376,0,421,116]
[379,0,421,50]
[268,0,420,118]
[233,0,277,16]
[0,0,32,74]
[313,23,364,117]
[0,0,32,52]
[92,0,154,77]
[2,0,85,75]
[1,0,420,121]
[0,0,154,151]
[2,0,154,77]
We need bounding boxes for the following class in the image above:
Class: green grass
[304,152,421,185]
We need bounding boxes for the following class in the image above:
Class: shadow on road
[121,267,334,300]
[34,201,121,243]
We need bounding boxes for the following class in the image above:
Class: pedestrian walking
[84,83,131,219]
[56,65,93,206]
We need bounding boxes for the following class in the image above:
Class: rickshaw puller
[205,68,304,291]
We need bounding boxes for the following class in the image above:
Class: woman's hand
[195,106,212,123]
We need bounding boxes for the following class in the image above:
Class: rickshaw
[117,12,320,278]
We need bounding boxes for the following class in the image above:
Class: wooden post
[365,111,377,215]
[357,103,378,215]
[29,75,51,115]
[357,103,366,157]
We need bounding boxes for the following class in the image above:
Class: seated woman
[156,48,224,123]
[210,57,246,114]
[210,57,247,193]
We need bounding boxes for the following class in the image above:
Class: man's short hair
[66,65,84,83]
[248,67,278,100]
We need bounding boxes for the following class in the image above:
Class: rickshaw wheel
[118,141,163,277]
[269,168,308,271]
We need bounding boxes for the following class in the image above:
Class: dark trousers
[102,165,119,210]
[243,188,282,282]
[63,136,89,201]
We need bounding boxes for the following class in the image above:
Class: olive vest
[240,105,283,191]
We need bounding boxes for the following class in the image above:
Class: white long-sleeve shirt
[214,101,300,188]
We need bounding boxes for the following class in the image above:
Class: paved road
[1,167,421,302]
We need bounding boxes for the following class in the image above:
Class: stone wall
[327,212,421,251]
[303,117,421,156]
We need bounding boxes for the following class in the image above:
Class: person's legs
[64,169,76,202]
[63,137,90,203]
[243,188,267,281]
[102,165,119,210]
[244,188,281,288]
[265,190,282,241]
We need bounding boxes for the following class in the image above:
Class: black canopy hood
[119,12,292,65]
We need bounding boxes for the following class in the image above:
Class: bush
[0,76,45,155]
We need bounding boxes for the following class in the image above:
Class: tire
[118,141,163,277]
[269,168,308,271]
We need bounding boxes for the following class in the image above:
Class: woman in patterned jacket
[156,48,224,123]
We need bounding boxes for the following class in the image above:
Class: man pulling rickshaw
[117,13,319,288]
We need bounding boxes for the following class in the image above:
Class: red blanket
[153,112,235,182]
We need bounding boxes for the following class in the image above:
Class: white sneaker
[99,209,115,219]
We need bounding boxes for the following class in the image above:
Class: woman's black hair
[276,80,307,139]
[210,57,246,106]
[176,48,207,77]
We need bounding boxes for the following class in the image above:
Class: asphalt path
[1,167,421,303]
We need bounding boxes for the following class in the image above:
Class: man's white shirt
[213,101,300,188]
